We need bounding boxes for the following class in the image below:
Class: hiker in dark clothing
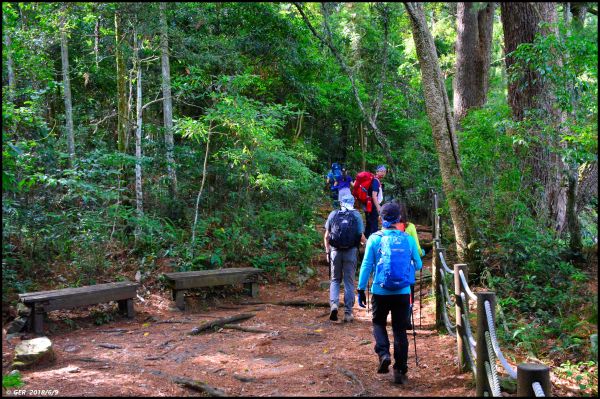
[357,202,422,384]
[364,165,386,238]
[324,194,366,323]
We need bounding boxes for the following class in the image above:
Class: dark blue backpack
[328,210,361,249]
[329,163,343,189]
[375,230,414,291]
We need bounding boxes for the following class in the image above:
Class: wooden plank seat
[18,281,138,334]
[162,267,263,310]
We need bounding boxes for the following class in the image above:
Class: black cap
[380,202,401,222]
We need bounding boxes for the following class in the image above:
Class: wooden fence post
[454,263,469,372]
[476,291,496,396]
[517,363,551,397]
[432,240,444,330]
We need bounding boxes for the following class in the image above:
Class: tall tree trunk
[404,2,475,266]
[501,3,567,232]
[115,7,128,153]
[576,162,597,212]
[134,29,143,240]
[160,2,178,198]
[60,11,75,163]
[453,2,495,126]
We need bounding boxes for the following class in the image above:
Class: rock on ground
[12,336,55,370]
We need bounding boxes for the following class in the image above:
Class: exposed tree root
[189,313,256,335]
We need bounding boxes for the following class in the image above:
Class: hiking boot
[329,304,338,321]
[377,355,391,374]
[343,314,354,323]
[393,370,408,385]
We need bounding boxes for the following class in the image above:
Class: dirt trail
[2,218,477,397]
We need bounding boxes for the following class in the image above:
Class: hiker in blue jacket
[357,202,422,385]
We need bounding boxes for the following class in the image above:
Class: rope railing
[458,269,477,301]
[532,382,545,397]
[484,300,517,379]
[438,250,454,274]
[430,190,551,397]
[459,293,476,349]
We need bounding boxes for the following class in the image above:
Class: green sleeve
[406,223,422,256]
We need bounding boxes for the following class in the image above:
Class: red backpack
[353,171,375,206]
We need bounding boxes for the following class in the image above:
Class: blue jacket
[358,229,422,295]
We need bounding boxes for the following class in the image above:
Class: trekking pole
[366,274,370,314]
[419,268,422,329]
[410,293,419,367]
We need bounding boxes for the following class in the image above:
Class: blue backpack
[328,163,343,189]
[375,230,414,291]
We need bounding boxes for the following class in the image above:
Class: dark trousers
[371,294,411,373]
[364,207,379,238]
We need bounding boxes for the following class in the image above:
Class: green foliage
[91,309,114,326]
[2,371,24,390]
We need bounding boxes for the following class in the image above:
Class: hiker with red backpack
[324,194,367,323]
[357,202,422,385]
[352,165,387,238]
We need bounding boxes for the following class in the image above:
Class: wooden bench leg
[175,290,185,311]
[118,299,135,318]
[32,305,45,335]
[244,282,259,297]
[126,298,135,318]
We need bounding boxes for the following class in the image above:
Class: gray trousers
[329,247,358,315]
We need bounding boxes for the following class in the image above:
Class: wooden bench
[18,281,138,334]
[162,267,263,310]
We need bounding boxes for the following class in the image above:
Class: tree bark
[160,2,178,197]
[4,19,16,103]
[115,6,128,153]
[94,16,100,69]
[134,29,144,241]
[501,3,567,232]
[576,161,598,212]
[60,10,75,163]
[4,14,17,135]
[453,2,495,126]
[404,2,474,265]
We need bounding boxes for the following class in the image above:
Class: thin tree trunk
[60,11,75,163]
[4,15,17,134]
[134,29,143,241]
[160,2,178,197]
[191,125,212,246]
[115,7,128,153]
[453,2,495,126]
[4,23,16,103]
[94,16,100,69]
[404,2,474,266]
